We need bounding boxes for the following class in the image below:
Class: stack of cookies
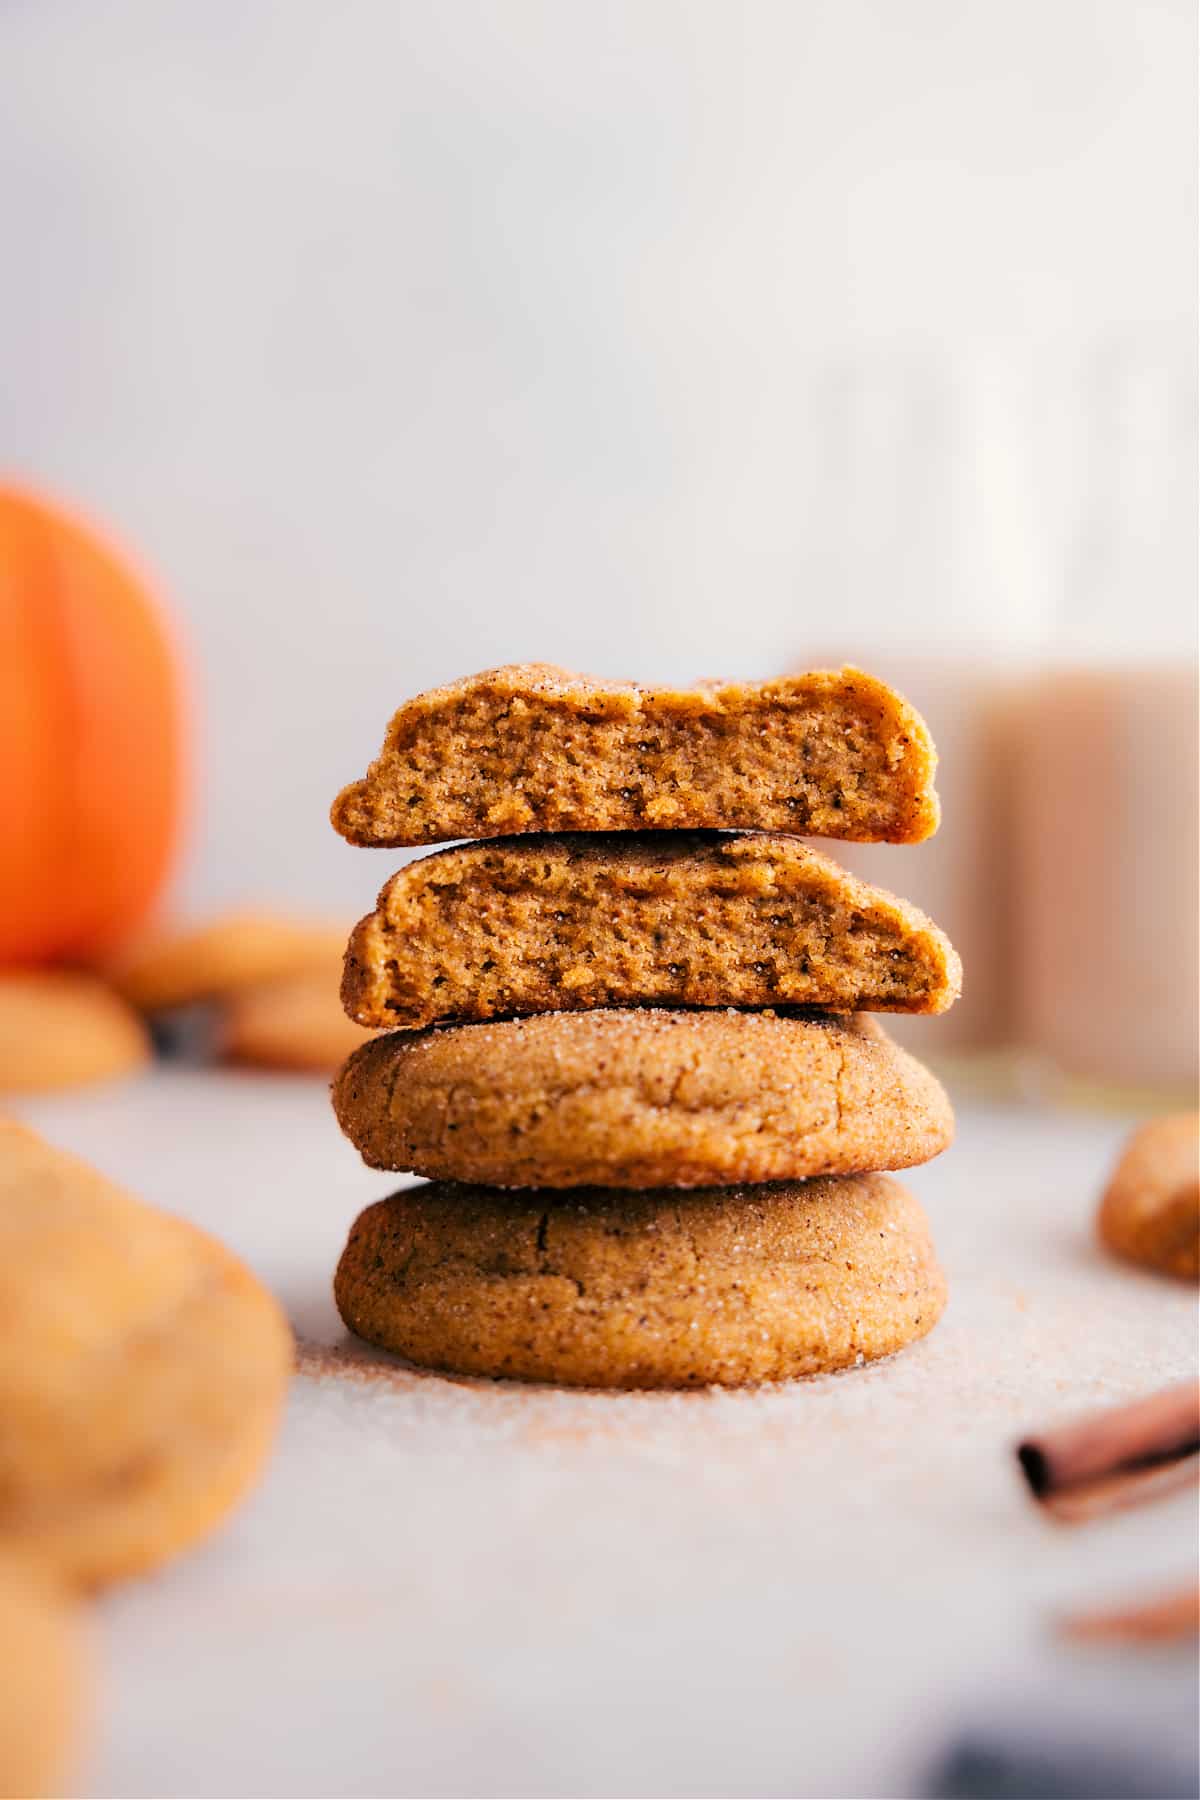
[329,664,960,1389]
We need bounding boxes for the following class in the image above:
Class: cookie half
[334,1173,947,1388]
[331,663,939,848]
[0,1123,293,1588]
[342,832,961,1029]
[333,1008,954,1188]
[1098,1114,1199,1280]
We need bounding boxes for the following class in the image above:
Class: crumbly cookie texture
[223,971,373,1073]
[109,912,349,1013]
[0,1552,86,1800]
[342,832,961,1029]
[332,1007,953,1189]
[0,971,150,1093]
[334,1172,947,1388]
[331,663,940,848]
[0,1122,293,1589]
[1098,1114,1199,1281]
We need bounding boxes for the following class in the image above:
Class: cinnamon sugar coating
[334,1172,947,1388]
[332,1007,953,1189]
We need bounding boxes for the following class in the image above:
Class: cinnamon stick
[1017,1380,1200,1503]
[1039,1454,1200,1524]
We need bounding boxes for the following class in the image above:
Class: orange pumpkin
[0,487,187,964]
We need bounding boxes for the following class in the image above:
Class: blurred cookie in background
[109,911,348,1013]
[0,970,150,1093]
[223,968,373,1074]
[109,910,361,1074]
[1098,1114,1199,1280]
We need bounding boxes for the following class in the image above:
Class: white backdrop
[1,0,1195,917]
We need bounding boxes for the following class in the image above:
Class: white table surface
[13,1069,1199,1800]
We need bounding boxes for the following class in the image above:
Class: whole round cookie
[1098,1114,1198,1280]
[0,971,150,1092]
[333,1008,953,1188]
[0,1553,86,1799]
[0,1122,293,1588]
[335,1173,948,1387]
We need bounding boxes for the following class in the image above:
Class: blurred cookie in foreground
[109,911,348,1013]
[0,1122,292,1588]
[334,1008,954,1189]
[342,833,961,1030]
[224,970,372,1073]
[0,971,150,1092]
[0,1552,86,1800]
[1098,1114,1199,1280]
[335,1172,947,1388]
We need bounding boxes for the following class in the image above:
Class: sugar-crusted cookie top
[332,1007,954,1189]
[333,1172,948,1387]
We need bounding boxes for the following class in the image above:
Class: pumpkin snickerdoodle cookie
[1098,1114,1199,1281]
[0,1122,292,1589]
[332,1008,953,1189]
[334,1172,947,1388]
[342,831,961,1029]
[331,663,939,848]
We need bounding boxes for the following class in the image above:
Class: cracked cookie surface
[342,832,961,1029]
[332,1008,953,1189]
[334,1172,948,1387]
[0,1122,293,1588]
[331,663,939,848]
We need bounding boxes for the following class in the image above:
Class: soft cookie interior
[331,663,940,847]
[342,832,961,1029]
